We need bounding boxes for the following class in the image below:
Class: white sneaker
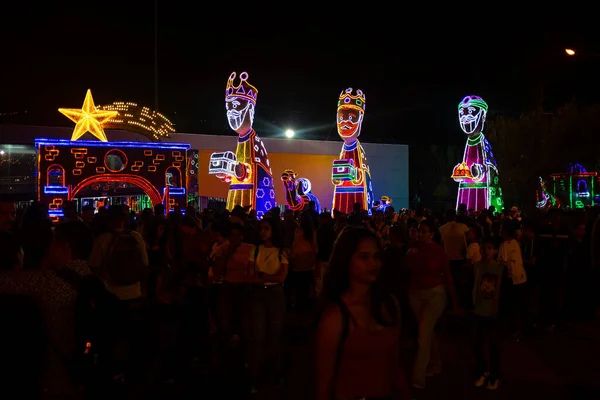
[486,378,499,390]
[475,372,489,387]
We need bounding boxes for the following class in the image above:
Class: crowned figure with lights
[208,72,275,217]
[331,88,374,215]
[451,95,503,211]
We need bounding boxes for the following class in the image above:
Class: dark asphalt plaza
[132,311,600,400]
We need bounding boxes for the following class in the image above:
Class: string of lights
[98,101,175,141]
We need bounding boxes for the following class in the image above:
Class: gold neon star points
[59,89,118,142]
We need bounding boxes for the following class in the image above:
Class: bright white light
[285,129,295,138]
[565,48,576,56]
[0,151,5,155]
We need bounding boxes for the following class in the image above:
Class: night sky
[2,5,598,147]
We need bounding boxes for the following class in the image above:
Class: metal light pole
[154,0,159,110]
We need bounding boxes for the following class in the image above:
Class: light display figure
[376,195,393,212]
[208,72,275,217]
[59,89,118,142]
[451,95,503,211]
[331,88,374,215]
[281,169,321,213]
[536,176,554,210]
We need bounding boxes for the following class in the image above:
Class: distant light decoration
[281,169,321,213]
[535,176,554,210]
[550,163,598,209]
[59,89,118,142]
[451,95,503,211]
[35,138,190,221]
[377,195,393,211]
[207,72,275,217]
[331,88,374,215]
[97,101,175,141]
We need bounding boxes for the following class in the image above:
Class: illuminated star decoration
[59,89,118,142]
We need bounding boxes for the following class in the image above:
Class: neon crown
[458,95,488,113]
[225,71,258,104]
[338,88,366,112]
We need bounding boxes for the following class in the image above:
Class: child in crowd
[472,237,504,390]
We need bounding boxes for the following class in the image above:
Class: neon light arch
[69,174,163,206]
[47,164,66,186]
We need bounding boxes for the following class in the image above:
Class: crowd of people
[0,197,598,399]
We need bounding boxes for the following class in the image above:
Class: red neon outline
[104,148,128,173]
[165,166,182,188]
[69,174,163,206]
[46,164,66,187]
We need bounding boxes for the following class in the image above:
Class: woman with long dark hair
[316,227,412,400]
[245,217,288,393]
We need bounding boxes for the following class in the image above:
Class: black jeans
[285,270,313,309]
[216,282,247,349]
[472,315,500,380]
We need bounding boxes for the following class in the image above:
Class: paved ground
[272,312,600,400]
[113,311,600,399]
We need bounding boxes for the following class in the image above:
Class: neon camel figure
[376,195,393,212]
[208,72,275,217]
[281,169,321,213]
[331,88,374,215]
[451,95,503,211]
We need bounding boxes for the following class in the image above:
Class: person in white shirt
[246,217,289,393]
[466,228,482,267]
[439,210,470,306]
[498,220,527,339]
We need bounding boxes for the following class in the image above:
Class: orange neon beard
[337,120,359,141]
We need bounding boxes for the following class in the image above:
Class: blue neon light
[34,138,190,151]
[167,188,186,195]
[335,186,365,193]
[48,210,65,217]
[44,186,69,194]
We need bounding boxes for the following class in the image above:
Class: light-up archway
[36,138,190,219]
[69,174,163,206]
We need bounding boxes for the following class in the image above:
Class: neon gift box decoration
[209,151,237,179]
[332,159,357,181]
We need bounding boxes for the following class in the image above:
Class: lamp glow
[565,48,576,56]
[285,129,295,138]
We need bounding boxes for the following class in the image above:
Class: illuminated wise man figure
[208,72,275,217]
[451,95,503,211]
[331,88,374,215]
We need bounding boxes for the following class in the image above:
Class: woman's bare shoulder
[317,303,345,337]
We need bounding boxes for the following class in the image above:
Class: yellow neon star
[59,89,118,142]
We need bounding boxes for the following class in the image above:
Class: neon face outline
[458,95,488,136]
[224,71,257,136]
[337,107,363,141]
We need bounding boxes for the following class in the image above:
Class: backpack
[107,230,145,286]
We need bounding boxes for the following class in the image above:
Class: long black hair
[258,217,284,249]
[319,226,398,327]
